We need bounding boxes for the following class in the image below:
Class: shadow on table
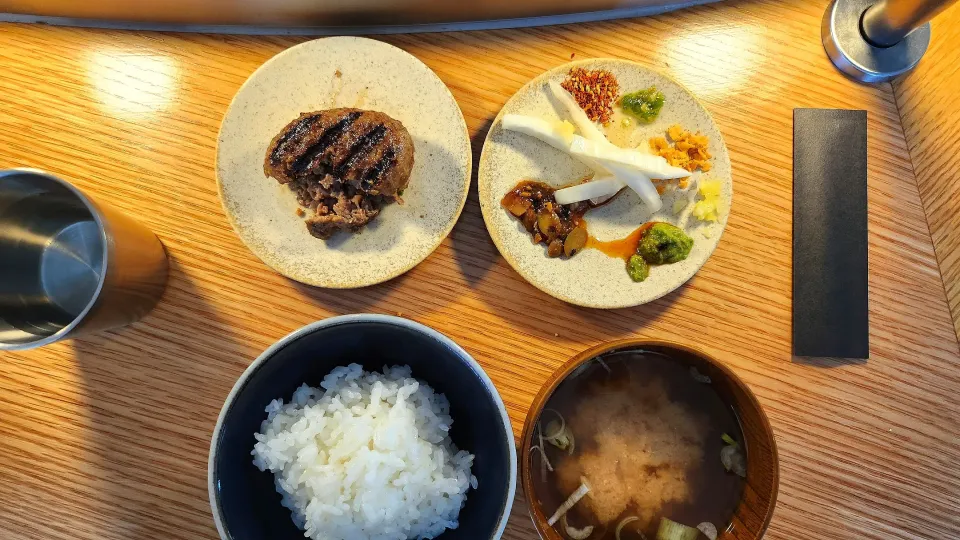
[70,255,249,539]
[449,191,500,288]
[460,209,689,339]
[283,269,412,314]
[450,114,503,288]
[524,279,690,338]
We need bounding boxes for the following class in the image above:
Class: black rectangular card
[793,108,869,359]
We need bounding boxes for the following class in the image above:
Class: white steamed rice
[252,363,476,540]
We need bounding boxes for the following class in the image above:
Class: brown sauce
[586,222,655,260]
[502,179,658,261]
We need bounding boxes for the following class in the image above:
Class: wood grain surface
[1,0,959,538]
[893,3,960,339]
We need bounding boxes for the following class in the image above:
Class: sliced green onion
[596,357,612,374]
[547,478,591,526]
[561,513,595,539]
[541,409,566,440]
[689,366,711,384]
[541,409,576,453]
[534,423,554,483]
[696,522,718,540]
[615,516,643,540]
[720,444,746,478]
[655,517,700,540]
[545,420,572,451]
[721,433,738,447]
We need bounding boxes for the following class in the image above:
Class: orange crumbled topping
[651,124,712,174]
[560,67,620,125]
[651,176,690,194]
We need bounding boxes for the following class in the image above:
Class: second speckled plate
[478,60,732,308]
[217,37,471,288]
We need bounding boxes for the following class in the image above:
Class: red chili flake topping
[560,67,620,125]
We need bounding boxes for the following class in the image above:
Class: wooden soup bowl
[520,340,778,539]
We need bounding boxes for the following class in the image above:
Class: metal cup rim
[0,168,110,351]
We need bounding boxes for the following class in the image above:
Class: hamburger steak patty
[264,108,415,239]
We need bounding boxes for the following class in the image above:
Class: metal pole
[822,0,957,82]
[862,0,960,47]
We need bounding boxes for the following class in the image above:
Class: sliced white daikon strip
[502,114,574,151]
[570,135,689,179]
[590,191,622,206]
[554,176,624,205]
[602,161,663,212]
[547,80,609,143]
[503,113,610,174]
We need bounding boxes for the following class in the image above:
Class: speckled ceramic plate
[479,60,732,308]
[217,37,471,288]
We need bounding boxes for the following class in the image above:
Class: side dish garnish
[507,82,690,212]
[503,178,694,281]
[501,180,590,258]
[561,68,620,125]
[650,124,712,173]
[637,223,693,264]
[627,255,650,282]
[620,86,665,123]
[691,179,725,222]
[500,70,722,285]
[625,223,692,282]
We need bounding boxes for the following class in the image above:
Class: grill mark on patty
[290,111,363,174]
[333,124,389,177]
[268,114,322,165]
[361,148,397,187]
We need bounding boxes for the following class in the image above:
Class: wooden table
[2,1,960,538]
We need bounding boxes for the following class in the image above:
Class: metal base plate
[823,0,930,83]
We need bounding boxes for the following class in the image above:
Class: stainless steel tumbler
[0,169,169,350]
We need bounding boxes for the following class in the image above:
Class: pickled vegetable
[547,239,564,257]
[692,179,726,222]
[564,227,588,256]
[620,86,665,123]
[501,180,592,259]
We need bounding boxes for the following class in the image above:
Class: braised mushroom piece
[501,180,589,258]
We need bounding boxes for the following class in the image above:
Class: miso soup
[531,351,746,539]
